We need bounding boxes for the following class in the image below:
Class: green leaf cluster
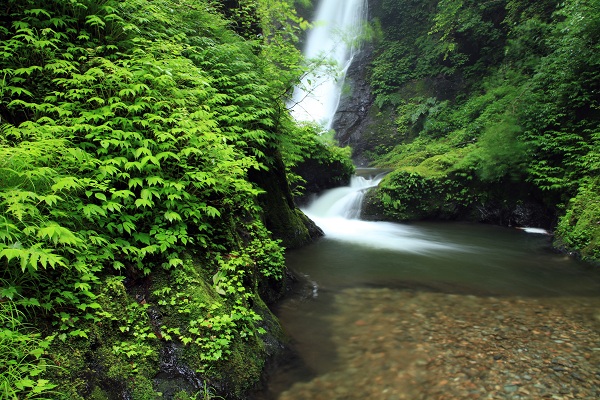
[282,121,354,196]
[0,0,306,396]
[370,0,506,106]
[0,301,57,399]
[367,0,599,260]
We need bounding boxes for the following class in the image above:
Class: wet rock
[331,42,376,167]
[504,384,518,393]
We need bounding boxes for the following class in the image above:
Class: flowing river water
[254,172,600,399]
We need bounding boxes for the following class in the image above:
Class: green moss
[145,248,286,399]
[361,106,402,161]
[46,253,283,399]
[88,387,110,400]
[366,165,479,222]
[249,151,321,249]
[555,179,600,263]
[129,376,161,400]
[45,276,161,399]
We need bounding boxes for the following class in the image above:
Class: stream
[254,172,600,400]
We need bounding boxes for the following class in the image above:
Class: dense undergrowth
[364,0,599,262]
[0,0,350,398]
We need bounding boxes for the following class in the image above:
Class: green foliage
[151,243,278,374]
[248,235,286,280]
[473,115,528,182]
[377,170,436,220]
[174,382,225,400]
[519,0,600,196]
[555,178,600,262]
[0,301,58,399]
[32,274,162,399]
[253,0,308,100]
[367,0,599,262]
[375,167,476,221]
[429,0,504,62]
[370,0,506,106]
[282,121,354,196]
[0,0,306,396]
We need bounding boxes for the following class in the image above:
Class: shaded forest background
[342,0,599,262]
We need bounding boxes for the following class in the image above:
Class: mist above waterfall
[290,0,367,130]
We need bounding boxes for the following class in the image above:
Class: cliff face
[332,41,376,167]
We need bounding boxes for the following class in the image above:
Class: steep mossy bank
[0,0,350,398]
[335,0,599,263]
[45,249,290,400]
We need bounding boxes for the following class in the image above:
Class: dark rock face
[292,157,353,206]
[474,200,557,230]
[332,41,376,167]
[331,49,464,167]
[248,149,323,249]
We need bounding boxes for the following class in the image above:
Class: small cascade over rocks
[290,0,367,129]
[303,170,384,219]
[302,169,464,253]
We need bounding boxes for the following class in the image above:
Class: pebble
[277,290,600,400]
[504,385,518,393]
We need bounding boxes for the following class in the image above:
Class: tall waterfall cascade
[290,0,367,130]
[291,1,461,253]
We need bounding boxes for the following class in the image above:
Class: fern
[1,0,299,395]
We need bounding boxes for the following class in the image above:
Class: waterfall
[290,0,367,130]
[291,1,462,253]
[304,173,383,219]
[302,170,466,253]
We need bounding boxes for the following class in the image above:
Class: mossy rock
[555,179,600,264]
[45,276,161,400]
[249,150,323,248]
[366,169,473,221]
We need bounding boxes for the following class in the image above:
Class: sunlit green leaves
[0,0,299,395]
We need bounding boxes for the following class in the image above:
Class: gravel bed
[279,289,600,399]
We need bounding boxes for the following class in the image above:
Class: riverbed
[255,222,600,399]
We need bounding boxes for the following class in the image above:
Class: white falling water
[304,174,382,219]
[303,171,466,253]
[290,0,367,130]
[292,1,464,253]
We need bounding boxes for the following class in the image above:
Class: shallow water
[288,221,598,297]
[255,221,600,399]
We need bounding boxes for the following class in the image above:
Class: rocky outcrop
[360,171,557,231]
[249,149,324,249]
[291,153,354,206]
[332,41,376,166]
